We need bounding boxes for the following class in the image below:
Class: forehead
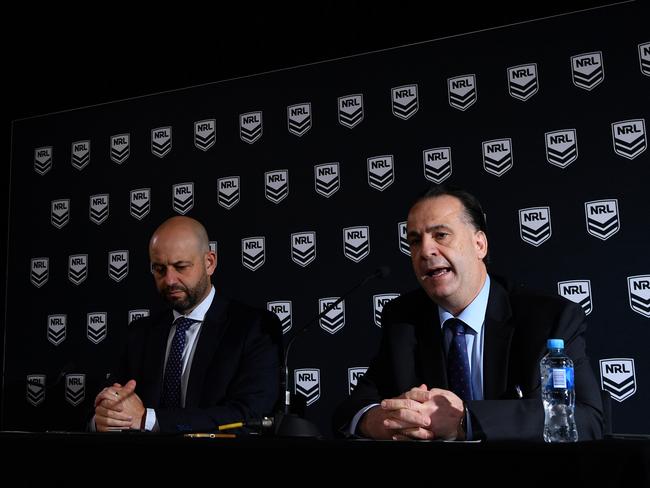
[149,235,201,262]
[407,195,466,228]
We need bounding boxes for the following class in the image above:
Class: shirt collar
[438,274,490,335]
[172,285,215,323]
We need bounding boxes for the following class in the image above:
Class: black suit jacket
[333,277,603,440]
[114,295,282,432]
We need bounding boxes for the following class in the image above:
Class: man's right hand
[94,380,140,432]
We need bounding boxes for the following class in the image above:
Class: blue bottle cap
[547,338,564,349]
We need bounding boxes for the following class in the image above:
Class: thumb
[123,379,137,393]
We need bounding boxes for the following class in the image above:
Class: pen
[515,385,523,399]
[184,433,236,438]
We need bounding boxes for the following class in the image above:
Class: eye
[435,231,450,240]
[407,236,421,246]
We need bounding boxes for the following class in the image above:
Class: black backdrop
[3,2,649,436]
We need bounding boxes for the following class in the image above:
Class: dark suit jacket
[333,277,603,440]
[114,295,282,432]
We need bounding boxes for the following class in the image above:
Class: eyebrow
[407,224,453,237]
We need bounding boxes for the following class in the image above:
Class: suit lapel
[414,291,448,390]
[482,279,514,399]
[142,311,175,407]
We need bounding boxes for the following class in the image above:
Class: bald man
[93,216,281,433]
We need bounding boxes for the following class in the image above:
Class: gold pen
[184,433,236,438]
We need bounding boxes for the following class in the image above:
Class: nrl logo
[265,170,289,204]
[26,374,46,407]
[314,163,340,198]
[30,257,49,288]
[545,129,578,168]
[398,221,410,256]
[65,374,85,406]
[217,177,240,209]
[448,74,477,111]
[600,358,636,402]
[343,226,370,263]
[287,103,312,136]
[110,133,130,164]
[611,119,646,160]
[71,140,90,170]
[151,126,172,158]
[373,293,400,327]
[482,138,513,176]
[627,275,650,318]
[47,314,67,346]
[319,297,345,334]
[507,63,538,101]
[34,146,53,175]
[209,241,217,253]
[291,231,316,267]
[130,188,151,220]
[87,312,108,344]
[51,199,70,229]
[241,237,265,271]
[89,193,109,225]
[571,51,604,90]
[108,250,129,282]
[240,111,263,144]
[338,94,363,129]
[367,155,394,191]
[558,280,593,315]
[267,300,292,334]
[194,119,216,151]
[391,84,418,120]
[518,207,552,246]
[294,368,320,406]
[128,309,150,325]
[640,42,650,76]
[584,199,620,240]
[68,254,88,285]
[423,147,452,183]
[173,182,194,214]
[348,367,368,395]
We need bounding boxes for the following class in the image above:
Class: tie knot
[446,318,466,336]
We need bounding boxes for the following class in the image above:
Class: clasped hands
[94,379,146,432]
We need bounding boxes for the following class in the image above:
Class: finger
[96,405,132,421]
[97,399,125,413]
[405,388,432,402]
[396,426,435,440]
[383,412,430,430]
[381,398,422,411]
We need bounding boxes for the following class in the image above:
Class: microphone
[275,265,391,437]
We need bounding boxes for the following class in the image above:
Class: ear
[475,230,488,260]
[205,250,217,276]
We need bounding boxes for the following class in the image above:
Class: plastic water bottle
[540,338,578,442]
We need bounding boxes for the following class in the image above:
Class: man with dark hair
[333,185,603,441]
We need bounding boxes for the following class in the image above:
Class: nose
[162,266,179,286]
[420,235,439,258]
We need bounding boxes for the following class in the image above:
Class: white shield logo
[151,126,172,157]
[68,254,88,285]
[130,188,151,220]
[448,74,477,110]
[217,176,240,209]
[423,147,452,183]
[194,119,216,151]
[367,155,394,191]
[267,300,292,335]
[338,94,363,128]
[47,314,66,346]
[348,367,368,395]
[71,140,90,170]
[89,193,109,225]
[558,280,592,315]
[571,51,604,90]
[391,84,418,120]
[398,221,410,256]
[87,312,108,344]
[173,182,194,214]
[640,42,650,76]
[108,250,129,282]
[265,170,289,204]
[291,231,316,267]
[287,103,312,136]
[373,293,399,327]
[585,199,620,240]
[343,226,370,263]
[628,275,650,318]
[611,119,646,160]
[209,241,217,254]
[51,199,70,229]
[518,207,551,246]
[319,297,345,334]
[65,374,85,406]
[26,374,46,406]
[507,63,538,101]
[545,129,578,168]
[294,368,320,406]
[34,146,53,175]
[30,257,49,288]
[240,111,263,144]
[110,133,130,164]
[314,162,340,198]
[483,138,513,176]
[241,237,265,271]
[600,358,636,402]
[128,309,150,325]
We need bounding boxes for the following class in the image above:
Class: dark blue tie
[445,318,473,402]
[160,317,195,408]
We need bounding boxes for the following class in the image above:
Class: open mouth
[421,267,451,280]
